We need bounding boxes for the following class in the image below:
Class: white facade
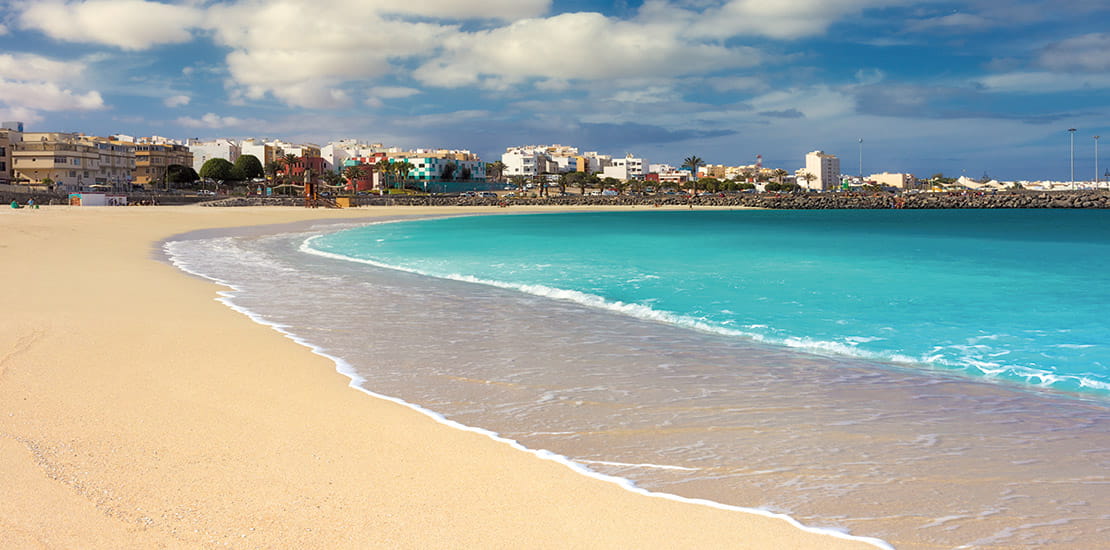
[868,172,917,189]
[608,155,647,179]
[502,147,544,177]
[804,150,841,191]
[188,139,240,172]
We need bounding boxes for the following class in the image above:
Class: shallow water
[166,212,1110,549]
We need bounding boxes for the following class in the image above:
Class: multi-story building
[240,138,283,167]
[399,156,486,184]
[271,140,321,160]
[114,137,192,188]
[602,154,648,181]
[12,132,101,191]
[188,138,241,173]
[87,137,135,190]
[0,127,15,185]
[503,145,615,177]
[502,146,546,177]
[868,172,917,189]
[804,150,841,191]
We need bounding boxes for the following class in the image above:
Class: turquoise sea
[167,209,1110,549]
[311,209,1110,396]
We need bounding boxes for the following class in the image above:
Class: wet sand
[0,205,878,549]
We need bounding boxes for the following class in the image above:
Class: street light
[858,138,863,182]
[1068,128,1077,189]
[1095,135,1101,189]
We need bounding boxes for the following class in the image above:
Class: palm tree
[264,161,281,188]
[395,161,414,190]
[682,155,703,195]
[509,175,527,194]
[486,161,506,183]
[374,159,392,192]
[343,165,364,193]
[799,172,816,190]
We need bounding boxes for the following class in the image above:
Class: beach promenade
[0,205,880,549]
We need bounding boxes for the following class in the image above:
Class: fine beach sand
[0,204,878,549]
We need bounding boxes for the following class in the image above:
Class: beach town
[3,122,1109,210]
[3,1,1110,549]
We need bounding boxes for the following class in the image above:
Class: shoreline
[1,205,884,549]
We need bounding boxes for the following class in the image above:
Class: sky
[0,0,1108,181]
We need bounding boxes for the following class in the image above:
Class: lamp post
[858,138,863,183]
[1068,128,1077,189]
[1095,135,1101,189]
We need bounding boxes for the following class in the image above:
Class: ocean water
[166,210,1110,549]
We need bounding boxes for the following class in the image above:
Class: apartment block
[12,132,101,191]
[113,137,192,188]
[804,150,841,191]
[188,138,241,173]
[0,128,15,185]
[868,172,918,189]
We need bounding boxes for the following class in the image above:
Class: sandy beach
[0,205,880,549]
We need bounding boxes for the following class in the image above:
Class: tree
[773,169,788,183]
[374,159,392,191]
[321,170,344,189]
[699,177,721,193]
[441,162,457,181]
[458,165,472,181]
[509,175,527,194]
[264,161,282,185]
[486,161,505,183]
[798,172,816,190]
[281,153,299,178]
[395,161,414,189]
[166,164,199,186]
[682,155,703,194]
[199,158,235,183]
[343,165,365,192]
[233,154,264,181]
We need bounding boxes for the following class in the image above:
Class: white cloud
[1038,33,1110,72]
[977,71,1110,93]
[0,53,104,116]
[164,94,191,108]
[0,53,86,82]
[19,0,203,50]
[418,12,761,87]
[681,0,904,40]
[372,0,550,20]
[748,86,854,119]
[207,0,450,108]
[177,112,249,129]
[906,12,993,32]
[369,86,421,99]
[0,80,104,111]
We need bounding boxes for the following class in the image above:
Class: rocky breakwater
[361,190,1110,209]
[200,191,1110,209]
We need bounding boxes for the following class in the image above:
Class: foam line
[164,236,894,550]
[301,233,1108,395]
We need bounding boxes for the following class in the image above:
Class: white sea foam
[166,235,894,550]
[300,234,1110,396]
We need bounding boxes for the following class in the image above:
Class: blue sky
[1,0,1108,180]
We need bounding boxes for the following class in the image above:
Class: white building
[603,154,648,181]
[502,146,546,177]
[868,172,917,189]
[804,150,841,191]
[188,138,240,172]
